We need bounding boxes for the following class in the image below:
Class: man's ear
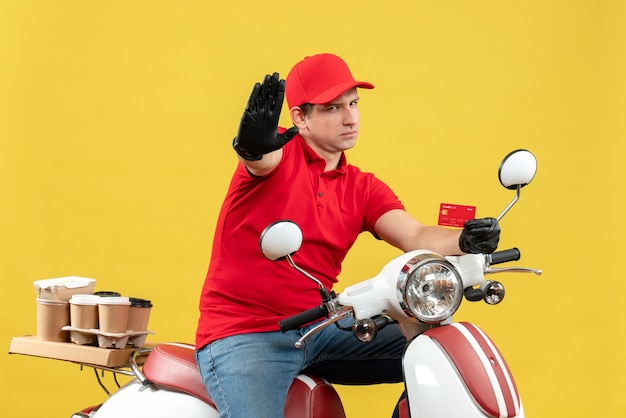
[290,107,307,130]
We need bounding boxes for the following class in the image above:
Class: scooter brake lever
[485,267,542,276]
[295,306,353,349]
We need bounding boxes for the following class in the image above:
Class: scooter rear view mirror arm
[286,254,332,302]
[496,184,521,221]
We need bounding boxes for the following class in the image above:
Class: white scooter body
[337,251,524,417]
[92,380,218,418]
[404,324,523,417]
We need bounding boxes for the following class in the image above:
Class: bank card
[438,203,476,227]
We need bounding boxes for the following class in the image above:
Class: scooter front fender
[92,379,218,418]
[403,322,524,418]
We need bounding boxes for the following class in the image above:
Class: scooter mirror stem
[496,184,521,221]
[286,254,330,300]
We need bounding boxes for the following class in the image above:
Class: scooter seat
[142,343,215,407]
[142,343,346,418]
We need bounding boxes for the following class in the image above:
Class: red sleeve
[362,175,405,234]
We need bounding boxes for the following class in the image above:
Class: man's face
[298,88,361,156]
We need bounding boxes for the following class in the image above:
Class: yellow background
[1,1,625,416]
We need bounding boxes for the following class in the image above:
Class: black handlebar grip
[490,248,521,265]
[278,305,328,333]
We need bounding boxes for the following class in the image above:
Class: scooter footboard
[403,322,523,418]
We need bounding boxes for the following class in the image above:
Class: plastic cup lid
[70,294,101,305]
[129,297,153,308]
[97,296,131,305]
[93,291,121,297]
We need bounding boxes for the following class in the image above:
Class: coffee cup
[69,294,101,329]
[128,297,153,332]
[98,296,130,334]
[36,298,70,342]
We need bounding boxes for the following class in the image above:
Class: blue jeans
[195,320,406,418]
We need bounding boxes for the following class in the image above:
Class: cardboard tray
[8,336,147,367]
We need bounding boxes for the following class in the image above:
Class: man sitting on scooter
[195,53,500,418]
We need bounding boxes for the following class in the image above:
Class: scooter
[72,149,540,418]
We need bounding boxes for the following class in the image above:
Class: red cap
[285,54,374,108]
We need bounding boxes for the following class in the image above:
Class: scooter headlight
[397,253,463,323]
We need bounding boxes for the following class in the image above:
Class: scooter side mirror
[498,149,537,190]
[259,220,328,296]
[496,149,537,220]
[259,220,303,261]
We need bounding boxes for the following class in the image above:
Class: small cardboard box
[8,336,145,367]
[34,276,96,301]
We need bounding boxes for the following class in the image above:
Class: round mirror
[259,220,303,261]
[498,149,537,190]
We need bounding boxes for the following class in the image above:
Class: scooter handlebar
[279,304,329,333]
[490,248,521,265]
